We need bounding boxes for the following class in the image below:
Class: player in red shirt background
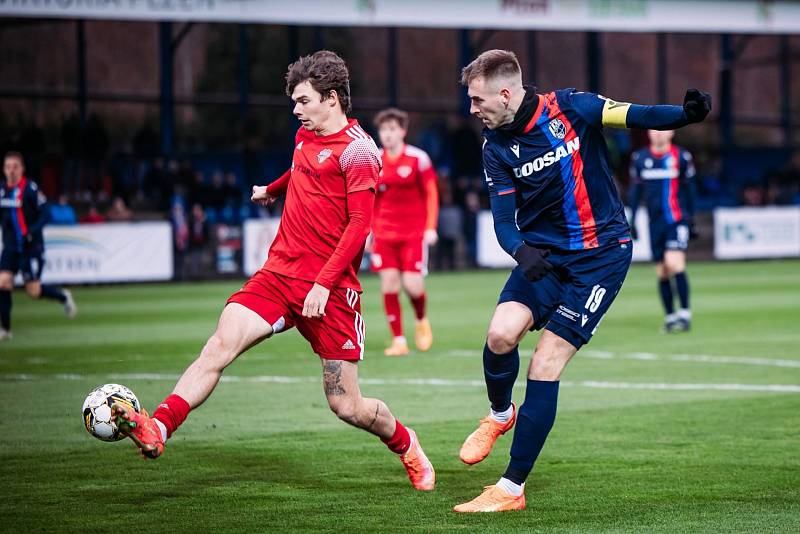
[112,51,435,492]
[370,108,439,356]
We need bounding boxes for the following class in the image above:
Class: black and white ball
[82,384,141,442]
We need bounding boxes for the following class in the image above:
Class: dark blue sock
[674,272,690,310]
[0,290,10,330]
[658,278,674,315]
[503,379,559,485]
[483,343,520,412]
[40,285,67,303]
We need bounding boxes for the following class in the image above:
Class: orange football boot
[112,402,165,459]
[399,428,435,491]
[453,484,525,513]
[384,337,410,356]
[459,403,516,465]
[414,318,433,352]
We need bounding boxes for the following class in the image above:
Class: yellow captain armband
[601,99,631,128]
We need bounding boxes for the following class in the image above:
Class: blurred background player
[454,50,710,512]
[0,152,76,340]
[371,108,439,356]
[629,130,697,332]
[110,51,435,492]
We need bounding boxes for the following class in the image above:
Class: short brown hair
[285,50,352,114]
[460,49,521,86]
[373,108,409,130]
[4,151,24,165]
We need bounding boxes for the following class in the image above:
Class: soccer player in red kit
[112,51,435,491]
[370,108,439,356]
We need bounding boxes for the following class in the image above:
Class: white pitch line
[447,348,800,369]
[577,381,800,393]
[581,350,800,369]
[1,373,798,393]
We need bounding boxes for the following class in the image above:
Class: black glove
[688,221,700,240]
[629,221,638,240]
[513,244,553,282]
[683,88,712,123]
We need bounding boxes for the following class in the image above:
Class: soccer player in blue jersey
[0,152,76,341]
[453,50,710,512]
[629,129,697,332]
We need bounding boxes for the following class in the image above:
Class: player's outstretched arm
[251,169,292,206]
[572,89,711,131]
[603,89,711,130]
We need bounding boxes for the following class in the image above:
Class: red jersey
[373,144,439,241]
[264,119,381,291]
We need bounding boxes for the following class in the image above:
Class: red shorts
[370,236,427,274]
[227,269,365,361]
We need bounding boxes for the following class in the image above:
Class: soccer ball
[82,383,141,442]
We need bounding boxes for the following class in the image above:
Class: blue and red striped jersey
[0,177,48,252]
[629,145,696,225]
[483,89,630,253]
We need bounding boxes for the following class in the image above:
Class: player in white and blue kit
[629,130,697,332]
[453,50,711,512]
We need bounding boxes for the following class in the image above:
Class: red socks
[385,291,427,333]
[152,394,191,438]
[409,292,426,320]
[381,419,411,455]
[383,292,403,337]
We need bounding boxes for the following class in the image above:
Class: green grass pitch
[1,261,799,532]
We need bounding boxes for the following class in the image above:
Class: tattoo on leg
[366,402,380,431]
[323,360,346,396]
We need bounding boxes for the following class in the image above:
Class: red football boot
[112,403,165,459]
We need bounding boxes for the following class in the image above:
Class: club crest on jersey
[548,118,567,139]
[397,165,412,178]
[317,148,333,164]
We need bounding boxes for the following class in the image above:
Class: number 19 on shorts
[585,284,606,313]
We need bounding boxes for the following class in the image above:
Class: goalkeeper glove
[683,89,712,123]
[513,243,554,282]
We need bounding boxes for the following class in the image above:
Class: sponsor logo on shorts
[342,339,356,350]
[556,305,579,322]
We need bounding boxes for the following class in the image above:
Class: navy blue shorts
[0,248,44,283]
[649,221,689,262]
[498,242,632,349]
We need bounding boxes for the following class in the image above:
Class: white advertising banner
[477,210,515,269]
[242,218,281,276]
[628,208,653,263]
[1,0,798,34]
[0,222,173,284]
[714,207,800,260]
